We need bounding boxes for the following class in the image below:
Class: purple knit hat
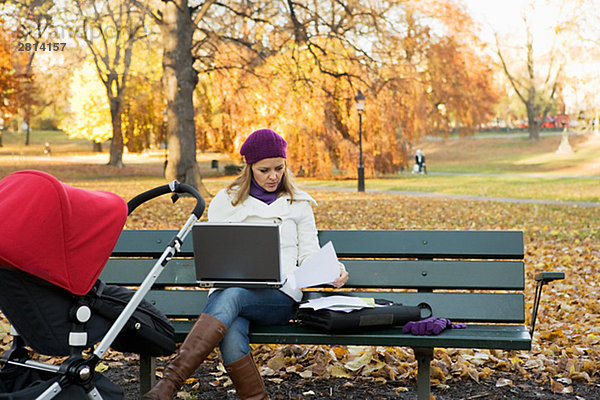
[240,129,287,164]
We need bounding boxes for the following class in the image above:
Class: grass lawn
[300,132,600,203]
[298,175,600,203]
[0,129,93,155]
[414,131,600,176]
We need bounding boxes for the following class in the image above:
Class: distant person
[415,149,427,174]
[44,142,51,157]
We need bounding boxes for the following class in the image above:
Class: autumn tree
[0,18,33,147]
[562,0,600,133]
[0,0,57,145]
[69,0,150,166]
[1,0,498,179]
[126,0,217,194]
[60,36,165,154]
[121,0,498,184]
[192,0,498,176]
[191,1,397,176]
[494,1,576,140]
[28,50,83,133]
[432,4,500,133]
[157,0,214,195]
[0,23,18,147]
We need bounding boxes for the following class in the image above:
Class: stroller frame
[0,180,205,400]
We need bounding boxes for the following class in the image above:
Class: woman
[143,129,349,400]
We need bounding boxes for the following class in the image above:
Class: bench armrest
[530,271,565,336]
[534,272,565,283]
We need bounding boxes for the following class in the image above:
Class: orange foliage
[0,21,30,118]
[425,37,499,134]
[193,2,498,178]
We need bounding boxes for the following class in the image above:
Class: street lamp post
[355,90,366,192]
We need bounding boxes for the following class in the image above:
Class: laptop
[192,222,284,288]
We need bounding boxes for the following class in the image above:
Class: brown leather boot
[225,352,269,400]
[142,314,227,400]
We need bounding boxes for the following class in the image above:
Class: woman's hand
[331,263,349,288]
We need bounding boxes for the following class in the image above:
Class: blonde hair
[227,163,299,206]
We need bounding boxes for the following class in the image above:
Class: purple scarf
[249,178,281,204]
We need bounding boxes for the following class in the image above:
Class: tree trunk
[93,141,103,152]
[108,97,125,167]
[24,116,30,146]
[161,0,210,198]
[526,104,541,141]
[528,123,541,141]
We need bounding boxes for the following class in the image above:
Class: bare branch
[192,0,217,27]
[495,32,526,104]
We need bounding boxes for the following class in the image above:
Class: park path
[427,171,600,180]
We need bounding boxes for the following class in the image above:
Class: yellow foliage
[95,363,109,373]
[59,42,163,150]
[59,61,112,143]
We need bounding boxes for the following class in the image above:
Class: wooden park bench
[100,229,564,400]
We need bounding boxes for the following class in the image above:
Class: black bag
[295,298,430,331]
[89,281,176,357]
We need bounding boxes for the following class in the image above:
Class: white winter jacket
[207,187,320,302]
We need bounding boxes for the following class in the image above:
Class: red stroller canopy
[0,170,128,295]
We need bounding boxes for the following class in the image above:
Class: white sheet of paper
[298,295,375,312]
[288,241,340,290]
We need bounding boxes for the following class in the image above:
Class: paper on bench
[287,241,341,290]
[299,295,375,313]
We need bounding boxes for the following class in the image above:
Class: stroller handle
[127,180,206,218]
[94,181,203,362]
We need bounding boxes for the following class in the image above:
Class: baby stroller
[0,170,205,399]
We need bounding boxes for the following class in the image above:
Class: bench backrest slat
[102,259,195,286]
[318,230,524,259]
[112,230,524,259]
[112,230,184,257]
[101,259,524,290]
[343,260,524,289]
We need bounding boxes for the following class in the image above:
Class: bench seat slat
[101,259,524,290]
[168,321,531,351]
[250,324,532,350]
[142,290,524,323]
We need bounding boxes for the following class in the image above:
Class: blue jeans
[202,288,296,364]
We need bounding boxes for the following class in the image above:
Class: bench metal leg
[139,354,156,396]
[413,347,433,400]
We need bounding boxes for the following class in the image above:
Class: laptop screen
[192,222,281,284]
